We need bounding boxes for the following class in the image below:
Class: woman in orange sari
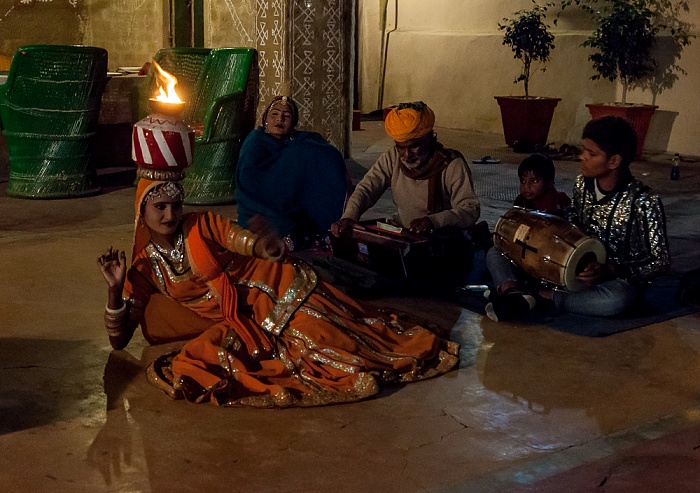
[97,178,459,407]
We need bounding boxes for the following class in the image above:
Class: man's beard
[401,150,430,169]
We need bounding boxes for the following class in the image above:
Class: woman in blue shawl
[235,96,349,250]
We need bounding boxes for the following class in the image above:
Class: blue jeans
[552,278,639,317]
[486,247,640,317]
[486,247,520,290]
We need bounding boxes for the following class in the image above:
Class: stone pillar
[286,0,353,156]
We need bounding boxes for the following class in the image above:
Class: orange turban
[384,102,435,142]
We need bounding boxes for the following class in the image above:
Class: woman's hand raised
[97,247,127,291]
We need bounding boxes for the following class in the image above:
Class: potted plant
[561,0,693,156]
[495,0,561,149]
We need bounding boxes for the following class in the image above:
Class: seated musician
[330,101,480,272]
[485,116,670,321]
[485,154,570,318]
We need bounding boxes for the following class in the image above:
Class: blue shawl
[235,127,347,246]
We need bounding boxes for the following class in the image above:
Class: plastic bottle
[671,153,681,180]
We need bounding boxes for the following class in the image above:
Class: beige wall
[82,0,169,70]
[0,1,85,57]
[0,1,167,70]
[359,0,700,156]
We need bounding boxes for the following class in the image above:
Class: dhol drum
[493,207,606,292]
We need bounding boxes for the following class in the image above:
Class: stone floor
[1,120,700,492]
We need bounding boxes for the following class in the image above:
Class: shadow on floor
[0,338,107,435]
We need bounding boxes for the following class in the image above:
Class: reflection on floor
[1,121,699,492]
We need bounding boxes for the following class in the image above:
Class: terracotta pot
[494,96,561,148]
[586,103,658,158]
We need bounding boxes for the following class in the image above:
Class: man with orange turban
[331,101,480,237]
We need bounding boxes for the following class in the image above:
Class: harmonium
[329,220,433,278]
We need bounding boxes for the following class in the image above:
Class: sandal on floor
[472,155,501,164]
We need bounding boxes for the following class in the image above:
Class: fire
[152,60,184,104]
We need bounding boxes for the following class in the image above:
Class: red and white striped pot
[132,100,194,180]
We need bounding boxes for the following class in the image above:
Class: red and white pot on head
[132,99,195,181]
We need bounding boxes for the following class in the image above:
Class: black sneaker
[484,291,536,322]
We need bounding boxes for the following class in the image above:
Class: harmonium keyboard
[329,220,433,278]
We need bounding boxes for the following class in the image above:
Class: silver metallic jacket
[572,175,670,283]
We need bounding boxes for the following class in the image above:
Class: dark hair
[397,101,428,112]
[262,95,299,128]
[518,153,555,183]
[582,116,637,168]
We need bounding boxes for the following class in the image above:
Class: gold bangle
[245,236,257,257]
[229,225,259,256]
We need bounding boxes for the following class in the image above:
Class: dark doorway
[170,0,204,47]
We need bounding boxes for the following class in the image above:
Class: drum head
[563,237,607,292]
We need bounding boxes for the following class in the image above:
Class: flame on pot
[152,60,184,104]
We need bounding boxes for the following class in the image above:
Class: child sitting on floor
[513,153,571,214]
[484,154,570,321]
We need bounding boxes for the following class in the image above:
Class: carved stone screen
[205,0,352,155]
